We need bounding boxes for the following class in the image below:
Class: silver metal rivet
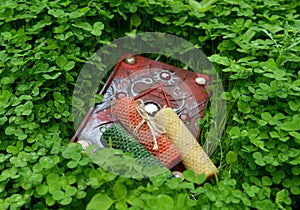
[124,56,136,65]
[195,77,206,85]
[77,139,92,151]
[172,171,184,181]
[144,102,160,116]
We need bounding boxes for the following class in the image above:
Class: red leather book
[71,55,211,152]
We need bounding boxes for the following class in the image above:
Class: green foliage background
[1,0,300,209]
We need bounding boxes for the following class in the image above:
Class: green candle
[101,124,165,168]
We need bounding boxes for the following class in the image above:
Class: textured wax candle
[101,124,165,168]
[112,97,182,169]
[154,107,218,178]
